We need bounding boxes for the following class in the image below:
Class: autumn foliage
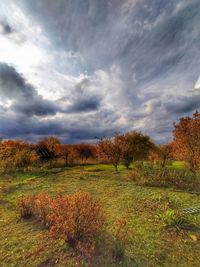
[0,140,38,172]
[48,192,105,245]
[2,111,200,175]
[118,132,155,169]
[17,194,35,219]
[17,192,105,246]
[149,143,173,168]
[173,111,200,172]
[98,135,123,171]
[98,132,154,170]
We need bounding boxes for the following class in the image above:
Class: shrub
[49,192,105,246]
[129,164,200,192]
[17,194,35,219]
[17,191,105,248]
[34,193,53,228]
[157,209,196,231]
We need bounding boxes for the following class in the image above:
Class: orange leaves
[17,192,105,246]
[17,194,35,219]
[98,136,124,171]
[0,140,39,172]
[48,192,105,244]
[173,111,200,172]
[34,193,53,228]
[149,143,173,168]
[119,132,155,169]
[98,132,154,170]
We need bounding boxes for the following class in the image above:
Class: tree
[0,140,38,172]
[149,143,172,168]
[37,136,62,161]
[73,144,97,163]
[61,144,71,166]
[118,132,155,169]
[173,111,200,172]
[98,135,123,171]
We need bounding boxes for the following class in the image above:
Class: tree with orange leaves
[149,143,172,168]
[0,140,38,172]
[117,132,155,169]
[173,111,200,172]
[37,136,62,161]
[98,135,123,171]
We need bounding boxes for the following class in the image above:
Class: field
[1,164,200,267]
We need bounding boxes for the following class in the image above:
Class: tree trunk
[114,165,118,172]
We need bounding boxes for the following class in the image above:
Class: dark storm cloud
[67,96,101,113]
[66,78,101,113]
[0,63,59,116]
[1,0,200,142]
[0,115,120,143]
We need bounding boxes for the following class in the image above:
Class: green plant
[129,164,200,192]
[157,209,194,231]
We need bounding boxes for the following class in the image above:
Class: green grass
[1,164,200,266]
[171,161,187,169]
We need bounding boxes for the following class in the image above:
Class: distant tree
[0,140,38,172]
[149,143,172,168]
[173,111,200,172]
[61,144,71,166]
[37,136,62,161]
[98,135,123,171]
[74,144,96,163]
[118,132,155,169]
[68,146,80,166]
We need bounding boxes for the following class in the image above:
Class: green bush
[157,209,196,231]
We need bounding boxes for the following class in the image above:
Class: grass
[1,163,200,266]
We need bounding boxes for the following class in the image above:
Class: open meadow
[1,163,200,267]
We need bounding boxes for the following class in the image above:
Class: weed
[17,194,35,219]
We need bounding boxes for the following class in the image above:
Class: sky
[0,0,200,143]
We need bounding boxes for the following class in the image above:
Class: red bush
[17,191,105,247]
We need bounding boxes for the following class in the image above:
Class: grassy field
[1,164,200,266]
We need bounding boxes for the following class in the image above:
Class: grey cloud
[0,19,26,44]
[65,78,102,113]
[165,95,200,114]
[0,114,120,144]
[1,1,200,143]
[67,96,101,113]
[0,63,59,116]
[0,20,13,35]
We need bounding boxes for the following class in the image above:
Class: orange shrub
[49,192,105,245]
[17,194,35,219]
[34,193,53,228]
[17,191,105,248]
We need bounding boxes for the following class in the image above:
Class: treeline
[0,111,200,173]
[0,138,97,172]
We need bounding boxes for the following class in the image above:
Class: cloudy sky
[0,0,200,143]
